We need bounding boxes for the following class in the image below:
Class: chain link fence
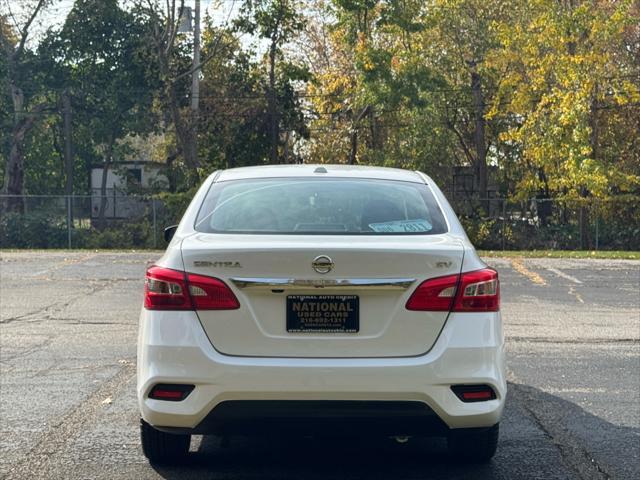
[0,192,174,249]
[1,193,639,250]
[449,195,640,251]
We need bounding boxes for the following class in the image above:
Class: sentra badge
[194,261,242,268]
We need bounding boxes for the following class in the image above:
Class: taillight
[187,273,240,310]
[144,266,192,310]
[148,384,194,401]
[144,266,239,311]
[451,384,497,402]
[405,274,459,311]
[406,268,499,312]
[452,268,499,312]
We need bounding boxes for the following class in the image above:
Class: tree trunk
[1,0,48,212]
[268,37,279,164]
[579,200,591,250]
[590,84,599,167]
[189,0,201,179]
[348,106,371,165]
[578,84,600,249]
[155,44,198,186]
[348,128,358,165]
[167,79,196,180]
[537,168,552,226]
[368,107,377,149]
[4,128,28,213]
[166,151,178,192]
[97,139,115,229]
[283,130,291,164]
[470,66,488,203]
[3,86,37,213]
[62,90,74,225]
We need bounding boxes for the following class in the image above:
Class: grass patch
[479,250,640,260]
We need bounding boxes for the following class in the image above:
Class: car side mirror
[164,225,178,243]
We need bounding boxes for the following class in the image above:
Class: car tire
[447,423,499,463]
[140,419,190,464]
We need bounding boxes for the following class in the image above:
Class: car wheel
[447,423,499,463]
[140,419,190,464]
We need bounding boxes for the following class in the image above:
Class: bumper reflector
[451,384,497,403]
[148,384,195,401]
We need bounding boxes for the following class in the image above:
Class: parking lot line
[568,286,585,303]
[546,267,583,284]
[510,258,547,285]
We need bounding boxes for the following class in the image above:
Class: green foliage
[459,217,505,250]
[459,197,640,251]
[488,0,640,198]
[0,212,156,249]
[154,189,197,225]
[235,0,306,40]
[0,212,67,248]
[232,0,310,163]
[2,0,639,249]
[73,220,155,249]
[592,199,640,250]
[44,0,157,143]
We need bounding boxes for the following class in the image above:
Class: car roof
[215,164,428,184]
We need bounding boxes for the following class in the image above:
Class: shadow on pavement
[510,382,640,480]
[154,435,490,480]
[152,381,639,480]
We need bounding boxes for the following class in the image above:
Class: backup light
[453,269,500,312]
[144,267,192,310]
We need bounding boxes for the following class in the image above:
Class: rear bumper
[137,309,506,433]
[157,400,450,436]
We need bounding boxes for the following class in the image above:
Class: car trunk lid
[181,233,463,358]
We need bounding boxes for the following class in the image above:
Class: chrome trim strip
[230,278,416,290]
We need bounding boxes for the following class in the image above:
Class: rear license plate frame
[286,295,359,333]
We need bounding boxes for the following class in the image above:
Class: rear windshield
[195,177,448,235]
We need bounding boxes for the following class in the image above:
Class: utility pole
[62,89,74,225]
[190,0,201,173]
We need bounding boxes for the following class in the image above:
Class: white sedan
[137,165,505,464]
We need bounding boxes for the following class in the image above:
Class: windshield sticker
[368,219,433,233]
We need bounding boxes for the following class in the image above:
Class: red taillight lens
[148,384,194,401]
[144,266,192,310]
[144,266,239,311]
[187,273,240,310]
[452,268,499,312]
[451,385,497,403]
[406,268,499,312]
[405,274,459,311]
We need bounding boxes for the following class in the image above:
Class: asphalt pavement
[0,252,638,479]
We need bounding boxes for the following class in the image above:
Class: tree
[304,0,457,178]
[0,0,55,211]
[235,0,308,163]
[133,0,198,184]
[198,23,271,169]
[418,0,510,201]
[488,0,640,199]
[42,0,157,226]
